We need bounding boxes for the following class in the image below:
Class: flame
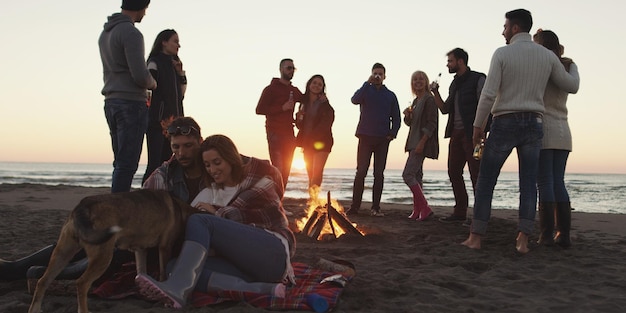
[296,186,361,239]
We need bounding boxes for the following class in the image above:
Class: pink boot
[409,184,433,221]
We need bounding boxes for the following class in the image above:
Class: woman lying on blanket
[135,134,296,308]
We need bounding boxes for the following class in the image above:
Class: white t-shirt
[191,184,239,208]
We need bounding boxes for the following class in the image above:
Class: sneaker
[370,209,385,217]
[462,218,472,227]
[438,214,466,223]
[346,207,360,216]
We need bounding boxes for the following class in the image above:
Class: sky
[0,0,624,174]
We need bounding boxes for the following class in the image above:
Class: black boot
[537,202,555,246]
[0,245,56,281]
[26,258,89,280]
[554,202,572,248]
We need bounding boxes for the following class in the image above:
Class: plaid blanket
[91,262,353,311]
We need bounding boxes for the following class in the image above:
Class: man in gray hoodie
[99,0,156,193]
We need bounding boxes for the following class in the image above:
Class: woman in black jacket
[295,74,334,189]
[143,29,187,183]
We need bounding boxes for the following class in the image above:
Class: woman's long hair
[200,135,244,184]
[148,29,180,61]
[301,74,326,106]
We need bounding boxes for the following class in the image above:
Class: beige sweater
[474,33,580,129]
[542,62,578,151]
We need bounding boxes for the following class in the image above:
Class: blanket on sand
[90,262,353,311]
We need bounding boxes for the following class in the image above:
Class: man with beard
[431,48,486,224]
[143,116,207,202]
[256,59,303,188]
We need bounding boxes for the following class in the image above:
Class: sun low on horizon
[291,154,306,170]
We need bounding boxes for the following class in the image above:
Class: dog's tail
[73,200,122,244]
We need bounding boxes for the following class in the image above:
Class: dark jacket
[295,98,335,152]
[440,69,488,140]
[147,53,184,126]
[351,82,401,139]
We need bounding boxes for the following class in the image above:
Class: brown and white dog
[28,189,201,313]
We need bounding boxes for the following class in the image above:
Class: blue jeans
[471,112,543,235]
[266,131,295,188]
[104,99,148,193]
[185,214,287,288]
[351,135,390,211]
[537,149,570,202]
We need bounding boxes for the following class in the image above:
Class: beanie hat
[121,0,150,11]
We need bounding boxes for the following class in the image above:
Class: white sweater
[474,33,580,129]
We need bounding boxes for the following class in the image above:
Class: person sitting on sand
[0,117,208,281]
[135,134,296,308]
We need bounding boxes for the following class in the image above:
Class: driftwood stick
[327,191,337,238]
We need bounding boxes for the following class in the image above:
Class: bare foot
[516,232,529,254]
[461,233,481,249]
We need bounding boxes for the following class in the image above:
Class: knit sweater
[474,33,580,129]
[542,62,579,151]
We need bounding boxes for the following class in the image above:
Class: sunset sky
[1,0,623,174]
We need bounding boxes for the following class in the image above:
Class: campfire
[296,187,364,241]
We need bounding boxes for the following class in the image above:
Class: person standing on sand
[142,29,188,184]
[403,71,438,221]
[256,58,304,189]
[461,9,579,253]
[346,63,401,217]
[430,48,487,224]
[99,0,157,193]
[295,74,335,189]
[533,29,579,248]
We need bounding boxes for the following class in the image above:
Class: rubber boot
[206,272,286,298]
[554,202,572,248]
[537,202,555,246]
[0,245,56,281]
[408,184,433,221]
[135,241,208,308]
[407,184,422,219]
[26,258,89,280]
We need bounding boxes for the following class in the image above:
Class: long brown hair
[200,135,244,184]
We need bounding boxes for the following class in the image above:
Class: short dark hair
[505,9,533,33]
[447,48,469,65]
[200,135,244,184]
[279,58,294,67]
[372,62,385,73]
[169,117,202,140]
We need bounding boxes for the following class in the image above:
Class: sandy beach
[1,183,626,313]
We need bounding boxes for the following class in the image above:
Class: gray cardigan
[404,93,439,159]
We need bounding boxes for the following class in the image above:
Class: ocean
[0,162,624,214]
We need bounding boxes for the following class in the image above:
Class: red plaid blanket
[91,262,353,311]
